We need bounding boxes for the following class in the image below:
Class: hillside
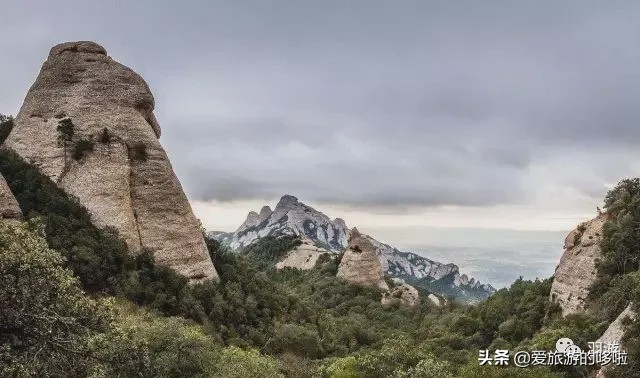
[0,144,579,377]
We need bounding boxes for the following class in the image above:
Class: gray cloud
[2,1,640,211]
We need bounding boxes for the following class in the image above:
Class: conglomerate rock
[5,41,217,281]
[549,214,606,315]
[337,228,389,290]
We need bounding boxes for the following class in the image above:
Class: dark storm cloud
[2,1,640,210]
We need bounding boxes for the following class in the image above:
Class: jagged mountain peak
[276,194,299,207]
[258,205,272,221]
[213,195,350,251]
[236,211,260,233]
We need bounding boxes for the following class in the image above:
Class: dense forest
[1,114,639,376]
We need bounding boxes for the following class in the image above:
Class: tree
[72,138,95,160]
[596,178,640,281]
[0,220,112,376]
[130,141,148,161]
[99,127,112,144]
[0,114,14,144]
[56,118,75,161]
[215,347,283,378]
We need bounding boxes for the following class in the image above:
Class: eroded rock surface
[595,305,635,377]
[275,237,331,270]
[427,293,444,306]
[6,41,217,281]
[382,280,420,307]
[337,228,389,290]
[549,214,606,315]
[0,174,22,220]
[598,305,635,345]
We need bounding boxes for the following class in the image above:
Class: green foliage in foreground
[0,220,112,376]
[0,221,287,377]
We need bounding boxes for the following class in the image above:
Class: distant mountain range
[210,195,496,303]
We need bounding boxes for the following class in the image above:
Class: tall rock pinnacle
[5,41,218,281]
[337,228,389,290]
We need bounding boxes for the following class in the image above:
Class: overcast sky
[2,1,640,238]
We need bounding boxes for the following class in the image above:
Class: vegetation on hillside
[589,178,640,377]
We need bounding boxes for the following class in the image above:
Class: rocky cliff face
[550,214,606,315]
[275,237,331,270]
[211,194,495,303]
[5,41,217,281]
[594,305,635,378]
[0,174,21,220]
[337,228,389,290]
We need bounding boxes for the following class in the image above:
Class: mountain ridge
[210,194,496,303]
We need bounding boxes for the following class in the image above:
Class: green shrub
[215,346,283,378]
[0,220,113,376]
[0,114,14,144]
[72,138,94,160]
[99,127,112,144]
[130,141,148,161]
[56,118,74,146]
[91,302,219,377]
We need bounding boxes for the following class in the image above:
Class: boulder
[427,293,444,306]
[5,41,217,281]
[549,214,606,315]
[382,282,420,307]
[337,228,389,290]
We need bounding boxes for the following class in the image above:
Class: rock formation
[594,305,635,378]
[597,305,635,346]
[0,174,22,220]
[427,293,444,306]
[5,41,217,281]
[214,195,351,251]
[337,228,389,290]
[275,237,331,270]
[236,211,260,234]
[550,214,606,315]
[257,205,272,225]
[382,279,420,307]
